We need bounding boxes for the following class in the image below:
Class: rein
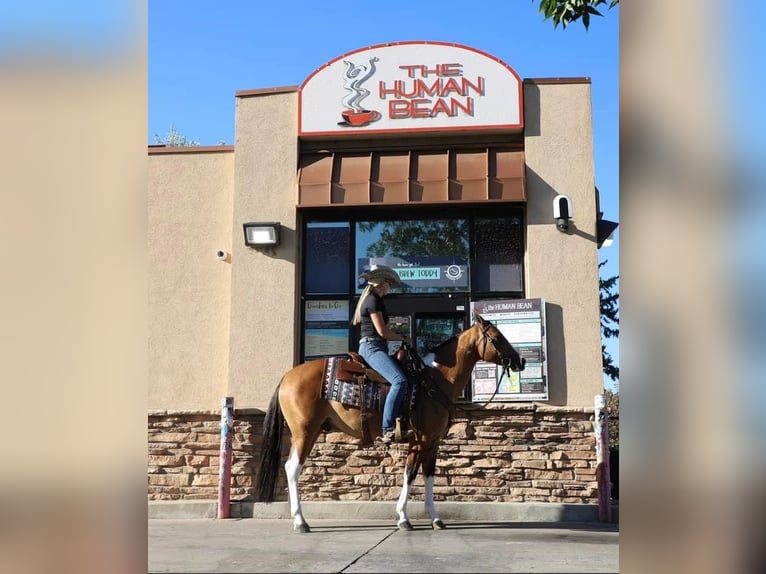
[465,323,511,409]
[406,347,455,418]
[480,322,513,383]
[412,323,511,416]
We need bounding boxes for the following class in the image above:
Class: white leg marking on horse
[424,475,446,529]
[424,475,440,521]
[395,467,412,527]
[284,451,307,530]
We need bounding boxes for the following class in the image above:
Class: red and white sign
[299,41,523,137]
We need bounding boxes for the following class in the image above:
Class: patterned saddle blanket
[320,356,389,411]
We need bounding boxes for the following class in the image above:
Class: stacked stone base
[148,404,598,504]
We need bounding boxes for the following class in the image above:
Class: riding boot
[395,417,414,443]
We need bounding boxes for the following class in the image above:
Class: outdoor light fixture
[597,219,619,248]
[594,186,618,248]
[243,222,281,247]
[553,195,573,232]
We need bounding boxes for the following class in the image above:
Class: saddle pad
[321,356,383,411]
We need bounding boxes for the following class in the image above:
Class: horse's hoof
[293,523,311,533]
[432,519,446,530]
[397,520,413,531]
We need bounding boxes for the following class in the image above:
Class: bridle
[405,322,522,419]
[479,322,515,384]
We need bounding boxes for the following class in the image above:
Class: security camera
[552,195,573,233]
[216,250,229,261]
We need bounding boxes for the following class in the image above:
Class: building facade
[148,42,608,505]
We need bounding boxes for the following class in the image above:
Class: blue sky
[149,1,620,389]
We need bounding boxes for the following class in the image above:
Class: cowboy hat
[359,264,401,286]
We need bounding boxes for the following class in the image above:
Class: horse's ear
[472,310,484,324]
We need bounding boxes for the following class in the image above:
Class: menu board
[470,298,548,401]
[304,300,350,361]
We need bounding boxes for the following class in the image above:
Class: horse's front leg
[421,445,445,529]
[284,450,310,533]
[395,450,420,530]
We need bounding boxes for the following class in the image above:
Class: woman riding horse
[256,311,526,532]
[352,265,414,445]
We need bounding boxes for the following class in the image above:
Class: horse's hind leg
[395,450,421,530]
[421,446,446,529]
[285,425,322,533]
[284,449,308,533]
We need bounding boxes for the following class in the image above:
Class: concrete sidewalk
[149,502,619,573]
[149,518,618,573]
[148,500,619,523]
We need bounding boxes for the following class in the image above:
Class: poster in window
[470,298,548,401]
[304,300,350,361]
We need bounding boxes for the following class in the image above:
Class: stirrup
[395,419,415,443]
[377,431,394,445]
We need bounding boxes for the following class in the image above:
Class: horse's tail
[255,382,284,502]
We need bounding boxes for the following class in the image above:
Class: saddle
[320,351,418,446]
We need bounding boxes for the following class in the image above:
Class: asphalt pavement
[149,517,619,573]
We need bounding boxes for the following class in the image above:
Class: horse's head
[473,311,526,373]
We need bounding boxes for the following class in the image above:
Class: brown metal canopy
[297,149,525,207]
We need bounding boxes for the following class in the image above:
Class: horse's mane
[428,320,480,354]
[428,335,456,354]
[426,323,476,368]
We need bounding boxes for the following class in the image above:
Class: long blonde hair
[352,265,400,325]
[352,281,380,326]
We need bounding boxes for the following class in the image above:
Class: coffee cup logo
[338,56,381,128]
[340,109,381,127]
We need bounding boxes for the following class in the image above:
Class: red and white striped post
[217,396,234,519]
[594,393,613,522]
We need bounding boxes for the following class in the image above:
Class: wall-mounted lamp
[553,195,573,232]
[243,222,280,247]
[597,219,619,248]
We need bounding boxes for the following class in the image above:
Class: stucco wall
[147,81,603,411]
[226,89,300,408]
[523,80,603,406]
[148,149,235,409]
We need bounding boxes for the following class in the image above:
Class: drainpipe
[217,396,234,518]
[594,393,613,522]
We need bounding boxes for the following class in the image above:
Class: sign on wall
[300,41,523,137]
[359,256,469,291]
[470,298,548,401]
[303,300,350,361]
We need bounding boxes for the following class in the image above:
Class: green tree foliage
[360,220,469,257]
[153,125,200,147]
[600,261,619,449]
[536,0,619,30]
[599,260,619,382]
[605,388,619,449]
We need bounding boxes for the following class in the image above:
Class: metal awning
[297,149,525,207]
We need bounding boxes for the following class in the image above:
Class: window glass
[305,222,350,295]
[415,316,465,356]
[473,217,523,293]
[355,219,469,294]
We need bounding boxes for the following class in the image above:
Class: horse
[255,311,526,532]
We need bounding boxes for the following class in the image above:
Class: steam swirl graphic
[341,57,379,111]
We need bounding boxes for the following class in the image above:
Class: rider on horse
[352,265,416,444]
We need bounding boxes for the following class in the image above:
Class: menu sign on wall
[304,300,350,361]
[470,298,548,402]
[300,41,523,137]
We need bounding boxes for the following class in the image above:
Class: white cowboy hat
[359,264,401,287]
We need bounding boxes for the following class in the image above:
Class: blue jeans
[359,338,408,433]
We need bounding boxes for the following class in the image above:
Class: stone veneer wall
[148,410,262,500]
[148,405,598,503]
